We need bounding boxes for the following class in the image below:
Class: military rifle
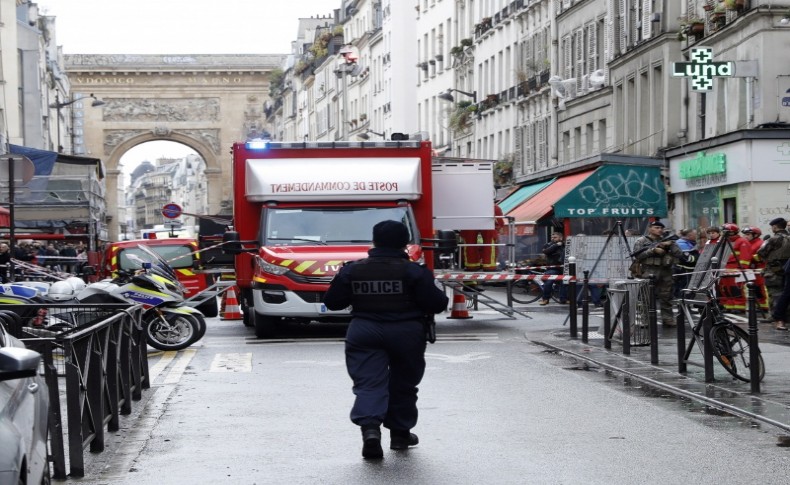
[628,233,680,259]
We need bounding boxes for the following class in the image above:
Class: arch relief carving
[104,129,221,155]
[103,98,220,122]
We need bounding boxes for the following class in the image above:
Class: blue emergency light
[246,139,269,150]
[142,232,157,239]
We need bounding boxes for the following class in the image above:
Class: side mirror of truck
[223,231,243,254]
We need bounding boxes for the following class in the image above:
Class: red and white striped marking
[434,271,576,282]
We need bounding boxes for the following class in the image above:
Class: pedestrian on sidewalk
[539,231,567,305]
[633,221,688,327]
[323,220,449,459]
[673,228,699,297]
[757,217,790,330]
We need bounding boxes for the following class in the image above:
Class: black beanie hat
[372,220,410,249]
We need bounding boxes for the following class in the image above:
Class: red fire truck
[224,138,434,338]
[224,138,496,338]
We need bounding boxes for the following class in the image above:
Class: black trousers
[345,317,426,431]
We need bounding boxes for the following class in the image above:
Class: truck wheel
[254,312,280,338]
[197,298,218,318]
[242,301,253,327]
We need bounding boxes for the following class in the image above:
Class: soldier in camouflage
[633,221,689,327]
[757,217,790,330]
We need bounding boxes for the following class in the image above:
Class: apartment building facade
[267,0,790,237]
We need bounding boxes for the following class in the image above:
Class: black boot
[390,429,419,450]
[361,425,383,459]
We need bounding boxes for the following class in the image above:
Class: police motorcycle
[74,244,206,350]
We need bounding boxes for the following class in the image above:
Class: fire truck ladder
[441,279,532,320]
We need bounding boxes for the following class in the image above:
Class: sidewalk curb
[529,338,790,436]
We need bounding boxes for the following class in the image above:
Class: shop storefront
[500,160,667,261]
[667,135,790,234]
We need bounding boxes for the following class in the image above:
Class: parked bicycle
[679,276,764,383]
[509,267,564,304]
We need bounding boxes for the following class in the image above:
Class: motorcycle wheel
[145,313,198,351]
[186,312,207,342]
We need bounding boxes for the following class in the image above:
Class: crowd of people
[639,218,790,331]
[0,240,88,282]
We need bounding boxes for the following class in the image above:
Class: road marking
[425,352,491,363]
[148,350,176,382]
[209,352,253,372]
[163,348,197,384]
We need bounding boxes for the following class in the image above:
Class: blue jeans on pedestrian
[542,268,567,302]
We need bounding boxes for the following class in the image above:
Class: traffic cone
[221,286,243,320]
[448,292,473,319]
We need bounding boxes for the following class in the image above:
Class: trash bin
[607,280,651,347]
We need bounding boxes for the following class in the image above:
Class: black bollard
[747,282,761,393]
[622,290,631,355]
[582,270,590,343]
[677,303,687,374]
[603,288,612,350]
[569,258,578,338]
[648,276,659,365]
[702,308,714,382]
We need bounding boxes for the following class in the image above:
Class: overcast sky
[40,0,338,174]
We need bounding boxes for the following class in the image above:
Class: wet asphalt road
[69,300,790,484]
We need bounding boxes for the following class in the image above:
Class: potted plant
[460,38,473,47]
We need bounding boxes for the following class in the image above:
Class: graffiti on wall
[555,166,667,217]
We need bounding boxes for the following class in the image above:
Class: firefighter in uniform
[757,217,790,330]
[323,220,449,459]
[633,221,689,327]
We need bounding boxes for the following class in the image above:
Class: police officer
[757,217,790,330]
[323,220,449,459]
[633,221,688,327]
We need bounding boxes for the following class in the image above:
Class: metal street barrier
[1,303,148,479]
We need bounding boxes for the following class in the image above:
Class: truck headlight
[256,257,289,276]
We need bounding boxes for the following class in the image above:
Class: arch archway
[65,54,286,240]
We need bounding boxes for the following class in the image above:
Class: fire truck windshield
[263,206,415,246]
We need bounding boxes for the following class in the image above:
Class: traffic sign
[161,203,183,219]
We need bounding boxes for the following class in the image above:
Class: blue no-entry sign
[162,203,183,219]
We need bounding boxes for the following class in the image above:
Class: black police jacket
[323,247,449,322]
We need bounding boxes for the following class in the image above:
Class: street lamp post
[49,93,105,153]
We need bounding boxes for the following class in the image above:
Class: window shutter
[642,0,652,40]
[575,29,584,89]
[524,122,534,171]
[562,36,572,80]
[618,0,627,54]
[606,0,614,61]
[536,119,546,167]
[587,23,598,72]
[514,125,524,173]
[524,37,534,73]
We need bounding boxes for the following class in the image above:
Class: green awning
[553,165,667,218]
[499,179,555,214]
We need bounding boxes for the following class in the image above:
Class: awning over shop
[553,165,667,218]
[498,179,555,214]
[508,170,596,224]
[0,207,9,227]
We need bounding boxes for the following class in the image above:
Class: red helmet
[742,226,762,236]
[721,223,740,235]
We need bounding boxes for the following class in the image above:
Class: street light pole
[49,93,106,153]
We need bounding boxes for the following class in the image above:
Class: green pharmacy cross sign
[672,47,734,92]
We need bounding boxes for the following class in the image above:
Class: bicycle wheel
[550,281,566,303]
[510,280,543,304]
[709,324,765,383]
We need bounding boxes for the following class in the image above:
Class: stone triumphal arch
[65,54,285,240]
